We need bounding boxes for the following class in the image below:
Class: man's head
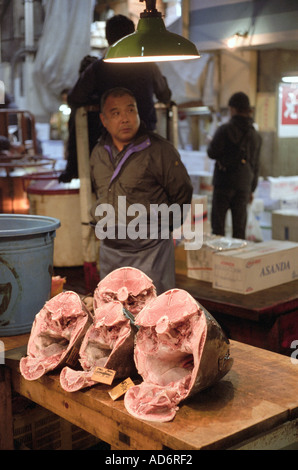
[228,92,251,115]
[79,55,98,75]
[100,87,140,151]
[105,15,135,46]
[0,136,10,152]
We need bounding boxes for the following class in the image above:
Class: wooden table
[1,340,298,451]
[176,274,298,355]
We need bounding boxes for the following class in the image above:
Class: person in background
[0,92,18,125]
[207,92,262,239]
[90,87,192,295]
[59,55,98,182]
[62,14,171,183]
[0,135,25,156]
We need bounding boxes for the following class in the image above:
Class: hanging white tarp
[159,53,211,105]
[33,0,94,114]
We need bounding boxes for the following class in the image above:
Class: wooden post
[75,106,100,291]
[0,366,14,450]
[75,106,98,264]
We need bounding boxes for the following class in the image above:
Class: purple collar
[104,137,151,185]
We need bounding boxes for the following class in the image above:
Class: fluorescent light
[281,73,298,83]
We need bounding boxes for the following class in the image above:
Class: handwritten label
[91,366,116,385]
[109,378,135,401]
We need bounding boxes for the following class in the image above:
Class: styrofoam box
[187,243,215,282]
[272,209,298,242]
[187,235,252,283]
[212,240,298,294]
[173,194,211,243]
[191,194,211,234]
[186,235,237,282]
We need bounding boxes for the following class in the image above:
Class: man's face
[100,93,140,150]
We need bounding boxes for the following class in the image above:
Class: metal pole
[24,0,35,111]
[24,0,35,49]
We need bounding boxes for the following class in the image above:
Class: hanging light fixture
[104,0,200,63]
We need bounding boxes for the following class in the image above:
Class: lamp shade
[104,17,200,63]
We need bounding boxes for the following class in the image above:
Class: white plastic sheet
[159,54,211,105]
[33,0,94,114]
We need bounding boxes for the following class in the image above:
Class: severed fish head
[124,288,233,422]
[93,267,156,316]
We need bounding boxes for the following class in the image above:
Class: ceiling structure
[168,0,298,52]
[1,0,298,52]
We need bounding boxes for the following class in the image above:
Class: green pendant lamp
[104,0,200,63]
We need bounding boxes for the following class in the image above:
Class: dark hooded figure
[207,92,262,239]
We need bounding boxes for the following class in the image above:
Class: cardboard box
[272,209,298,242]
[187,236,251,283]
[212,240,298,294]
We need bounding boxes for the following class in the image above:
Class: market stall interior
[1,0,298,452]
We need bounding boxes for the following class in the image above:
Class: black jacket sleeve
[151,63,172,104]
[207,125,227,162]
[68,61,102,107]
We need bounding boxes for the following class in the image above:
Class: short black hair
[228,92,250,112]
[101,87,136,112]
[0,136,10,151]
[79,55,98,75]
[105,15,135,46]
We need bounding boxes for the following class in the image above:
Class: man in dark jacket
[90,87,193,294]
[207,92,262,239]
[62,15,171,182]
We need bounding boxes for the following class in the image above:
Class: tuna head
[20,291,92,381]
[124,288,233,422]
[93,267,157,316]
[60,267,156,393]
[60,300,138,392]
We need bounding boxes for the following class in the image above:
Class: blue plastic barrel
[0,214,60,336]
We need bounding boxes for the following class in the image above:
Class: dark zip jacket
[207,115,262,193]
[90,126,193,242]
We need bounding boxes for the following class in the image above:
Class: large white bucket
[27,179,84,267]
